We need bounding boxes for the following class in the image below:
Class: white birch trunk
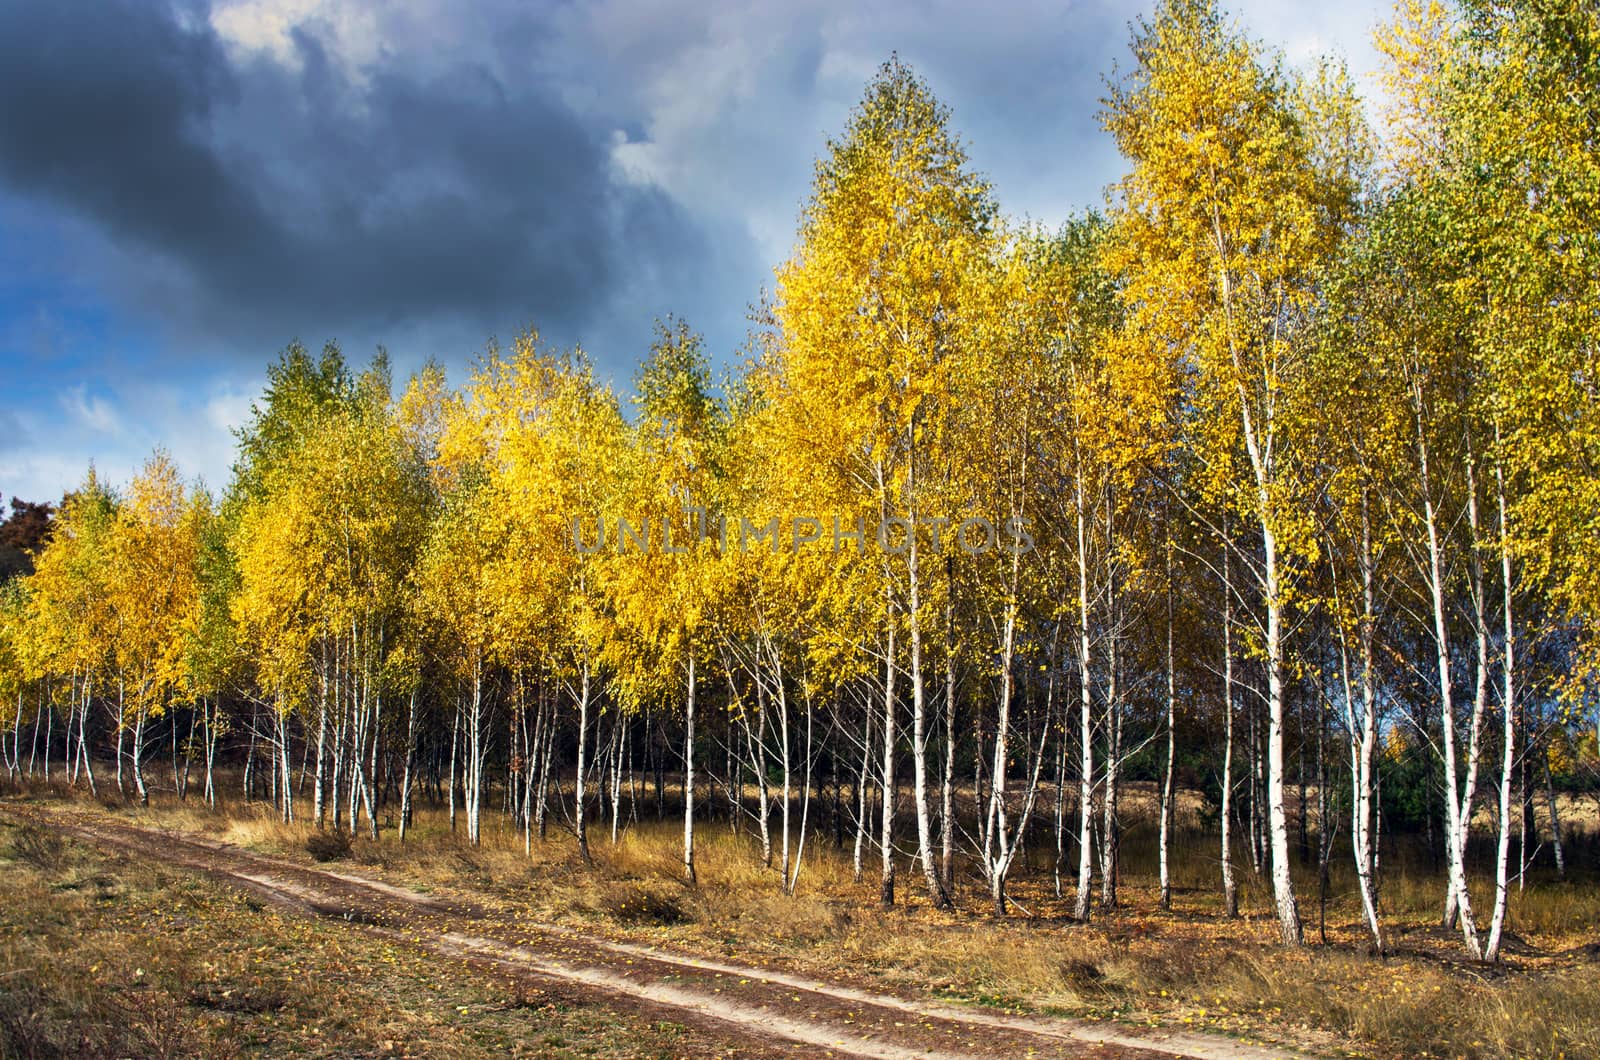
[574,655,591,860]
[683,653,696,883]
[1072,464,1095,922]
[879,620,896,907]
[1221,540,1239,917]
[907,516,950,909]
[1418,412,1482,958]
[1159,532,1175,910]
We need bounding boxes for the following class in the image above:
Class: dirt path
[7,806,1309,1060]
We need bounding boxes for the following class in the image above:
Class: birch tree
[1104,0,1355,943]
[774,57,997,910]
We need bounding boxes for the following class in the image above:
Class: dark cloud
[0,0,737,363]
[0,0,1393,506]
[0,0,1387,386]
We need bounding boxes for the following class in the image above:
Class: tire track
[5,806,1306,1060]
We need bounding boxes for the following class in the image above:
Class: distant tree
[0,496,56,581]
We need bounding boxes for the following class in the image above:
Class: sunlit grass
[11,775,1600,1059]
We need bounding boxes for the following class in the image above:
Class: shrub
[11,824,67,871]
[599,882,690,925]
[305,829,352,862]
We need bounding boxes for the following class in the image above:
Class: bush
[599,881,690,925]
[305,829,352,862]
[10,824,67,871]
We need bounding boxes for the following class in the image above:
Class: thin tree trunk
[203,698,218,808]
[853,688,873,883]
[114,678,125,795]
[1100,602,1121,910]
[1159,528,1176,911]
[179,706,195,801]
[683,653,696,884]
[1053,698,1068,900]
[366,665,382,841]
[609,712,625,844]
[537,681,555,841]
[27,686,41,778]
[398,689,418,844]
[777,655,793,891]
[1072,465,1095,922]
[444,693,458,833]
[1544,757,1567,880]
[277,705,294,824]
[131,704,150,806]
[77,679,97,797]
[574,656,591,861]
[1317,691,1331,944]
[752,674,773,867]
[879,621,896,908]
[784,700,815,896]
[524,676,541,854]
[941,557,957,892]
[318,646,331,832]
[1221,538,1239,918]
[1418,402,1482,958]
[1334,496,1384,951]
[985,610,1016,916]
[243,701,256,803]
[1263,527,1300,944]
[1485,446,1518,960]
[908,504,950,910]
[8,690,21,780]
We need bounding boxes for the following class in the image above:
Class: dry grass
[0,808,741,1059]
[13,777,1600,1059]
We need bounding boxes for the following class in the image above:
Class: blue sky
[0,0,1390,506]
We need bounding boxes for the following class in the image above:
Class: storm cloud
[0,0,1389,504]
[0,0,731,358]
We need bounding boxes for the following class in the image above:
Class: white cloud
[0,450,103,506]
[204,388,254,436]
[550,0,1395,277]
[1233,0,1392,114]
[60,384,121,436]
[209,0,383,73]
[3,377,255,505]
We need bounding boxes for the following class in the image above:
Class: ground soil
[1,803,1309,1059]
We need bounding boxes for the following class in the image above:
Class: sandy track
[5,806,1307,1060]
